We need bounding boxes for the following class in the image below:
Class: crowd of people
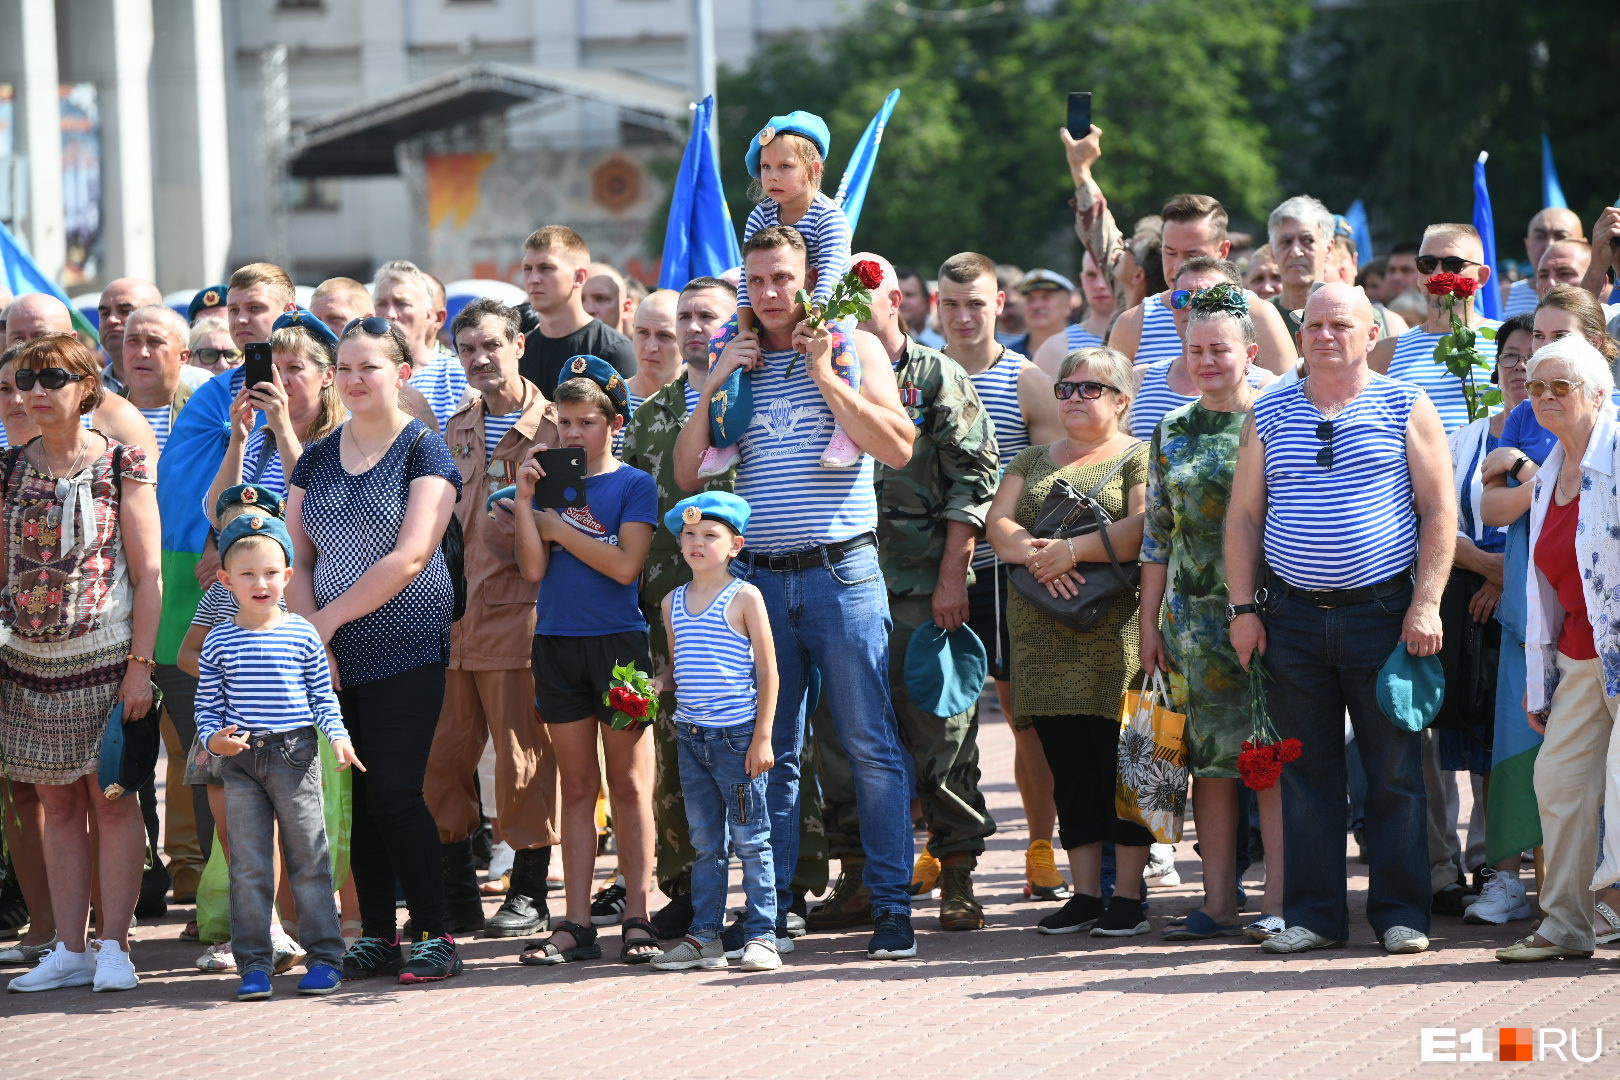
[2,109,1619,1002]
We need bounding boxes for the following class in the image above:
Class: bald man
[1535,238,1595,298]
[1227,281,1454,956]
[625,290,683,408]
[1504,207,1584,317]
[583,262,634,336]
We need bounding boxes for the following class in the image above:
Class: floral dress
[1141,402,1249,778]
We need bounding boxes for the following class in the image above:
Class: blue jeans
[1262,579,1431,941]
[731,541,914,917]
[675,720,775,942]
[220,727,344,976]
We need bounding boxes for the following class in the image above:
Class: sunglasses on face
[15,367,87,391]
[1315,419,1334,470]
[1053,380,1118,400]
[1526,378,1584,398]
[1414,255,1482,275]
[1170,288,1206,310]
[193,347,243,366]
[343,315,393,336]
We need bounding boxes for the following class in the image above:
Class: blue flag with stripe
[1472,152,1502,320]
[1540,133,1567,210]
[1342,199,1374,263]
[834,89,901,238]
[0,220,98,342]
[658,95,742,291]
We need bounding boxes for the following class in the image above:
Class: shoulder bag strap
[1080,441,1144,586]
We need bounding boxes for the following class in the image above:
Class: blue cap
[1375,645,1445,732]
[903,621,988,719]
[187,284,229,323]
[744,110,831,178]
[554,354,629,419]
[271,307,340,353]
[664,491,751,537]
[218,512,293,566]
[215,483,286,524]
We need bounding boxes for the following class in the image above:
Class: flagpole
[690,0,717,149]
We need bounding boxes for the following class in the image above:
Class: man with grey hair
[121,303,199,453]
[374,259,468,430]
[1268,195,1337,337]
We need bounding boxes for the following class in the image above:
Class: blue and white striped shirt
[240,427,286,494]
[1502,278,1537,319]
[194,613,348,747]
[409,349,470,432]
[484,409,522,461]
[1129,359,1266,440]
[1064,324,1105,353]
[969,348,1030,570]
[1254,374,1421,590]
[672,578,757,728]
[1385,321,1500,434]
[192,581,286,626]
[1131,293,1182,364]
[733,333,877,553]
[738,191,852,310]
[138,405,173,453]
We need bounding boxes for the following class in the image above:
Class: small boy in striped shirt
[195,512,363,1001]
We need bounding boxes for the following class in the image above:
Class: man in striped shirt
[1226,282,1456,958]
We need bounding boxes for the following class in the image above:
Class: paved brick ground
[4,696,1618,1077]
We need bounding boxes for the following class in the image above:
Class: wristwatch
[1226,602,1260,623]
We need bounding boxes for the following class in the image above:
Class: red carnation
[1450,276,1479,298]
[1425,272,1462,297]
[1277,738,1303,763]
[853,260,883,290]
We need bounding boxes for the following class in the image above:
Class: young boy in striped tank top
[195,512,364,1002]
[650,492,781,973]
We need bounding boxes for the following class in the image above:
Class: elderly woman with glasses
[1492,334,1620,963]
[987,345,1153,941]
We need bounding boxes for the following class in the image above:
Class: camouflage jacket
[877,338,1000,597]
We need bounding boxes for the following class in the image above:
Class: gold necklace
[346,419,405,468]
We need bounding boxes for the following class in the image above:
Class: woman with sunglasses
[187,316,243,376]
[286,317,464,984]
[1138,285,1286,943]
[1,335,161,994]
[1492,333,1620,963]
[987,345,1154,939]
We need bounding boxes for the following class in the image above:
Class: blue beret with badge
[271,307,340,354]
[744,110,832,179]
[904,621,988,719]
[218,512,294,566]
[664,491,751,538]
[554,354,629,420]
[215,482,286,524]
[187,284,229,323]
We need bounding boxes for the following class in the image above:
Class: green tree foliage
[713,0,1310,271]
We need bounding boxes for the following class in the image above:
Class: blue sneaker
[866,910,917,960]
[236,970,272,1001]
[296,962,342,995]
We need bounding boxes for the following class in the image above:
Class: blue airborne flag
[834,89,901,238]
[1342,199,1374,264]
[0,220,98,343]
[1472,152,1503,320]
[658,95,742,290]
[1540,133,1568,210]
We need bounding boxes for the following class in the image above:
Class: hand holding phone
[242,342,274,390]
[1066,92,1092,139]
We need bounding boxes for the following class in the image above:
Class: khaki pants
[425,668,560,851]
[1532,653,1618,951]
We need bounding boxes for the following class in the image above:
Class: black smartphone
[1067,91,1092,137]
[531,447,588,510]
[242,342,273,390]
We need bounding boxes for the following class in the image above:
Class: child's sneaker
[590,875,627,926]
[341,935,402,981]
[697,443,741,479]
[6,942,94,992]
[651,935,727,971]
[738,938,781,972]
[818,425,860,468]
[196,942,237,973]
[90,939,139,992]
[271,929,306,974]
[235,970,272,1001]
[297,962,343,995]
[398,933,462,983]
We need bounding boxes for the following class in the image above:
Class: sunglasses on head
[193,347,243,365]
[343,315,393,336]
[1170,288,1206,310]
[1053,380,1118,400]
[1414,255,1482,275]
[1526,377,1584,398]
[15,367,87,391]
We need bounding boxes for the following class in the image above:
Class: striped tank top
[1064,324,1104,352]
[1128,359,1267,440]
[1132,293,1182,364]
[671,578,757,728]
[969,348,1030,571]
[733,330,878,553]
[1253,374,1421,590]
[1385,321,1500,434]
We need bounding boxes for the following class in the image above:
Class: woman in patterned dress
[1138,286,1284,941]
[1,334,161,993]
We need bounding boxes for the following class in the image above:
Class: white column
[151,0,232,287]
[0,0,67,282]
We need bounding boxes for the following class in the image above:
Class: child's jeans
[675,719,776,942]
[220,726,345,976]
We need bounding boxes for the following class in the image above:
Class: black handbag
[408,429,467,621]
[97,685,165,800]
[1008,446,1142,632]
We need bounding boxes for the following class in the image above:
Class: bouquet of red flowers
[1427,271,1501,422]
[1237,658,1302,791]
[785,260,882,377]
[603,661,659,730]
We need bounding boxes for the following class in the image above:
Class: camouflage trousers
[810,591,996,867]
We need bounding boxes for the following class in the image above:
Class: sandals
[1595,901,1620,946]
[620,917,660,965]
[518,920,601,965]
[1163,910,1245,940]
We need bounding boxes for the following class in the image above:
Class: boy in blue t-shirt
[512,354,661,966]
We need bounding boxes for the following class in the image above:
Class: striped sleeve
[193,630,228,750]
[804,196,853,305]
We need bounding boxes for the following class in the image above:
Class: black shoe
[470,822,493,871]
[1432,883,1476,917]
[341,935,403,981]
[590,876,627,926]
[484,847,550,937]
[1036,893,1105,935]
[441,840,486,934]
[650,894,693,939]
[1089,895,1149,937]
[866,910,918,960]
[398,933,462,983]
[135,862,170,919]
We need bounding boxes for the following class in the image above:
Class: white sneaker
[738,938,781,971]
[1383,925,1430,954]
[271,930,307,974]
[697,443,741,480]
[91,939,139,992]
[1260,925,1344,953]
[196,942,237,973]
[1464,870,1532,924]
[7,943,95,992]
[1144,843,1179,887]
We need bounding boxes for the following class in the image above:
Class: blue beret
[215,483,286,523]
[271,308,340,353]
[188,284,229,323]
[744,110,831,179]
[219,513,293,566]
[664,491,751,537]
[903,621,988,719]
[555,354,629,419]
[1375,645,1445,732]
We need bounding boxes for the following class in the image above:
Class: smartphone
[242,342,273,390]
[1066,92,1092,138]
[531,447,588,510]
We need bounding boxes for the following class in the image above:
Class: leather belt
[737,532,876,572]
[1270,570,1410,609]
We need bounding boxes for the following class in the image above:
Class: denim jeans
[731,541,914,917]
[220,727,344,976]
[675,720,775,942]
[1262,579,1430,941]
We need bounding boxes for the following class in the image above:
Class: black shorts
[531,630,652,724]
[965,563,1011,682]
